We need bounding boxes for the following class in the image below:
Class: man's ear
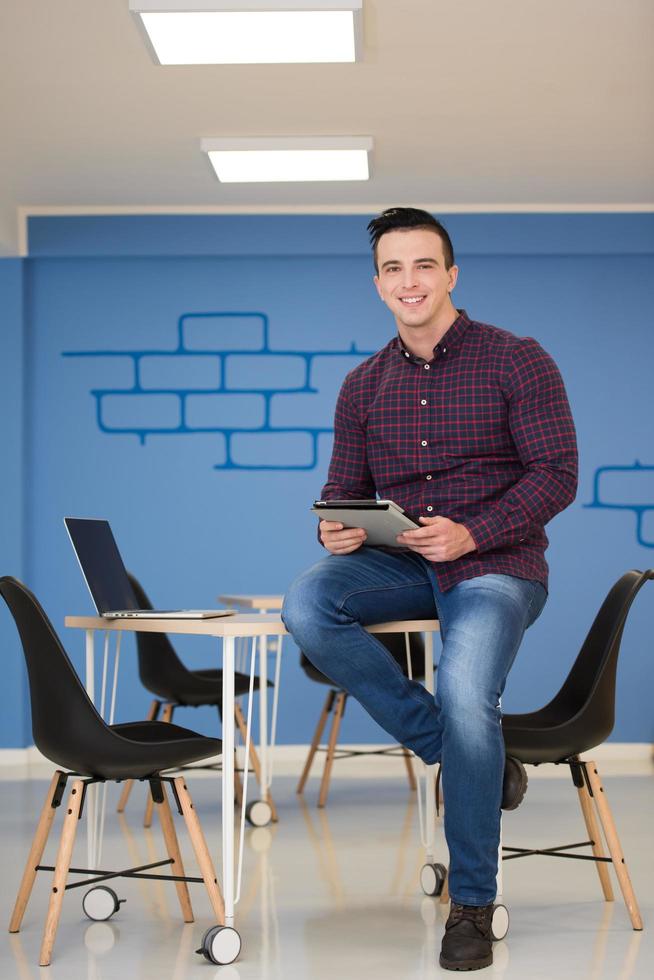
[373,275,383,301]
[447,265,459,293]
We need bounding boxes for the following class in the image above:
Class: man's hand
[319,519,367,555]
[396,516,476,562]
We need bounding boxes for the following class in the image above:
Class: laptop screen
[65,518,139,614]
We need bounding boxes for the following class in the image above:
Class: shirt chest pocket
[436,385,511,454]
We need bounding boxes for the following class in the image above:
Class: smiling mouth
[400,295,426,306]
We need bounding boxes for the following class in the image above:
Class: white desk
[65,613,441,959]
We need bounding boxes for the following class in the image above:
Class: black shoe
[501,755,528,811]
[439,902,494,971]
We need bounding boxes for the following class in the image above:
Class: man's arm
[321,382,376,501]
[462,337,578,552]
[319,380,376,553]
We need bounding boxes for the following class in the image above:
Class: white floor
[1,763,652,979]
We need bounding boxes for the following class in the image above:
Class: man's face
[373,228,458,332]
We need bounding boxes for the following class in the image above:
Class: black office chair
[117,572,276,827]
[297,632,428,807]
[0,576,236,967]
[499,568,653,931]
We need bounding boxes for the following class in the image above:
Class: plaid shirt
[321,310,578,591]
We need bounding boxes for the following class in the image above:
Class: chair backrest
[126,572,197,700]
[0,576,113,770]
[540,568,653,743]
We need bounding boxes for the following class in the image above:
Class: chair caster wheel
[490,903,509,941]
[420,861,447,896]
[82,886,124,921]
[246,799,272,827]
[196,925,242,965]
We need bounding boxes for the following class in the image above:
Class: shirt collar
[394,309,471,364]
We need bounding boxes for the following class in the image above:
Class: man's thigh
[287,546,437,626]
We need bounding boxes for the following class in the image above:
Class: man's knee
[437,671,500,733]
[281,560,340,639]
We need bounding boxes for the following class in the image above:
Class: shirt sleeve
[463,338,578,553]
[320,377,376,501]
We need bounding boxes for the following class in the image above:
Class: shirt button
[420,399,427,406]
[426,474,432,480]
[424,364,430,370]
[441,346,447,354]
[421,440,427,447]
[404,351,410,358]
[426,505,433,512]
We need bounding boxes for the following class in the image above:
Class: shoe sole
[439,953,493,971]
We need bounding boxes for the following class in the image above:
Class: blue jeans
[282,547,546,906]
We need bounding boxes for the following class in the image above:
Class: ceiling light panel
[130,2,362,65]
[201,137,372,182]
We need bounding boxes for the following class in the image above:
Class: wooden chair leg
[234,702,278,822]
[117,700,161,814]
[401,747,417,792]
[585,761,642,930]
[9,771,64,934]
[156,783,194,923]
[174,777,225,924]
[440,871,450,905]
[233,749,243,807]
[144,704,175,828]
[576,777,614,902]
[297,690,334,795]
[39,779,84,967]
[318,692,346,808]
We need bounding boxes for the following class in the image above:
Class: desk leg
[222,636,235,927]
[258,635,269,806]
[85,630,95,705]
[423,631,437,862]
[84,630,96,874]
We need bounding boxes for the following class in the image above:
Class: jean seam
[335,579,434,617]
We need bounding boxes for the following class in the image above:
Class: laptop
[64,517,234,620]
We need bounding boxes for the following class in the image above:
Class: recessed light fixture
[130,1,362,65]
[201,137,372,182]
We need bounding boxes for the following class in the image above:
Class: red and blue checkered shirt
[321,310,578,591]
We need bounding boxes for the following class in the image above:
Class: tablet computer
[311,499,421,548]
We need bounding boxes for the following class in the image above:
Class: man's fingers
[397,525,442,542]
[327,534,366,548]
[331,542,363,554]
[319,519,344,532]
[321,526,366,552]
[327,536,365,555]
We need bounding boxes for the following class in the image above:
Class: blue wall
[0,260,27,747]
[1,213,653,748]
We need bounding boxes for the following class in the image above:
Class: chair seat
[46,721,222,781]
[502,711,605,765]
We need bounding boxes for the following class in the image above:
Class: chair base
[10,771,226,966]
[503,757,642,931]
[296,689,417,807]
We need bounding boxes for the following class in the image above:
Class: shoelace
[446,903,492,934]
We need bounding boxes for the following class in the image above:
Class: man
[282,207,577,971]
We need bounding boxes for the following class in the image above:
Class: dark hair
[367,207,455,273]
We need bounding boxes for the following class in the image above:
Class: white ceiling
[1,0,653,255]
